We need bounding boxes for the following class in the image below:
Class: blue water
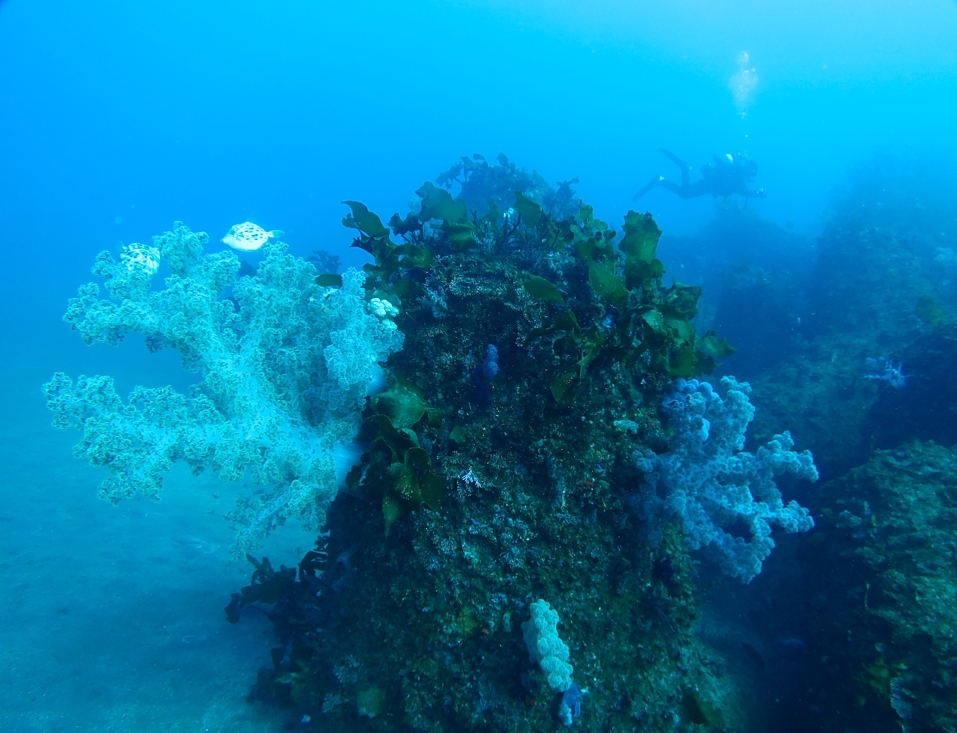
[2,0,956,730]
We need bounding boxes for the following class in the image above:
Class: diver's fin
[660,148,691,171]
[632,176,663,201]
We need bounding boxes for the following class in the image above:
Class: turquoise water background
[1,0,956,730]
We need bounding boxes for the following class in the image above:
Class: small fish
[120,242,160,274]
[222,221,284,252]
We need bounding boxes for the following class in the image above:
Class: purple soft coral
[863,357,908,389]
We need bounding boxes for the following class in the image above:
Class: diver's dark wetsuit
[633,149,766,201]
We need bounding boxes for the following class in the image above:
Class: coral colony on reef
[634,376,816,583]
[44,226,403,553]
[45,155,818,731]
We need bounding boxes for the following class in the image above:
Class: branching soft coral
[634,376,817,582]
[43,223,403,554]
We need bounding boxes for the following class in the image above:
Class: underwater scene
[2,1,957,731]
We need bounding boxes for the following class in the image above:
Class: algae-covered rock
[802,441,957,733]
[230,160,750,732]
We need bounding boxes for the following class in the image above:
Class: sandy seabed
[0,341,307,733]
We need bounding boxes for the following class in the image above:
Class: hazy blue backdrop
[3,0,956,357]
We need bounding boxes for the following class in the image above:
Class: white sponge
[522,599,574,692]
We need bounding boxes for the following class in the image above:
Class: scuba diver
[633,149,766,201]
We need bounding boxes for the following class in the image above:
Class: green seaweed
[523,274,565,303]
[588,261,627,305]
[347,379,446,536]
[519,200,731,400]
[611,209,665,297]
[342,200,433,303]
[224,555,297,624]
[314,273,343,288]
[342,200,391,238]
[416,182,476,251]
[449,425,468,446]
[916,294,946,326]
[375,376,429,431]
[513,191,544,229]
